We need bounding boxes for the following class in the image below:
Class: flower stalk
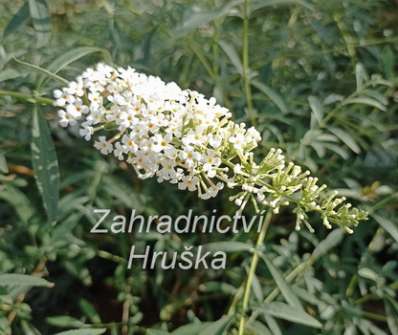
[238,210,272,335]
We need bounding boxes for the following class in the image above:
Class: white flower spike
[55,63,367,233]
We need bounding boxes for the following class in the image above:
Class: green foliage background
[0,0,397,334]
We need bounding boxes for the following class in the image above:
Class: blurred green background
[0,0,397,334]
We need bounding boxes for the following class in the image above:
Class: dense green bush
[0,1,397,334]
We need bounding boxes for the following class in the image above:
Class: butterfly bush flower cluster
[54,63,367,233]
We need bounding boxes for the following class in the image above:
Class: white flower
[58,109,75,127]
[202,151,221,178]
[233,164,243,174]
[94,136,113,155]
[247,127,261,143]
[66,100,89,118]
[86,109,105,125]
[179,146,201,168]
[108,93,127,106]
[208,135,222,148]
[178,175,199,192]
[79,123,94,141]
[114,142,126,160]
[229,133,246,151]
[66,81,84,97]
[119,111,139,129]
[151,134,167,153]
[54,89,75,107]
[157,159,177,182]
[122,134,138,153]
[88,92,103,109]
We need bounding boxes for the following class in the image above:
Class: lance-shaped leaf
[262,254,303,310]
[0,274,53,287]
[256,302,322,328]
[198,315,233,335]
[38,47,112,87]
[3,1,30,37]
[32,107,60,222]
[28,0,50,43]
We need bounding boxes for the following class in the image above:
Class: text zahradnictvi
[91,209,266,234]
[90,209,266,270]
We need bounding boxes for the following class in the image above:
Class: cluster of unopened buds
[54,63,367,233]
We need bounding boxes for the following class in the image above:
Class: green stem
[0,89,54,105]
[238,210,272,335]
[242,0,255,125]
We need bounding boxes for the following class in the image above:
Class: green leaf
[251,0,315,12]
[323,143,349,159]
[2,1,30,37]
[328,127,360,154]
[343,97,386,111]
[247,321,272,335]
[198,315,233,335]
[14,57,68,85]
[175,0,241,37]
[28,0,50,41]
[252,274,264,302]
[372,214,398,243]
[79,299,101,324]
[47,316,86,328]
[52,329,106,335]
[253,80,288,114]
[219,40,242,75]
[308,96,323,125]
[364,89,388,106]
[20,320,42,335]
[262,255,303,310]
[0,184,35,223]
[38,47,112,87]
[312,229,344,259]
[358,320,388,335]
[188,41,216,79]
[358,267,380,282]
[381,46,395,79]
[310,141,326,158]
[102,175,145,209]
[0,274,53,287]
[355,63,369,91]
[0,151,8,173]
[264,315,282,335]
[48,47,111,74]
[199,282,237,295]
[0,68,21,82]
[204,241,253,253]
[32,107,60,222]
[147,330,170,335]
[385,301,398,335]
[316,133,338,143]
[172,323,208,334]
[256,302,322,328]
